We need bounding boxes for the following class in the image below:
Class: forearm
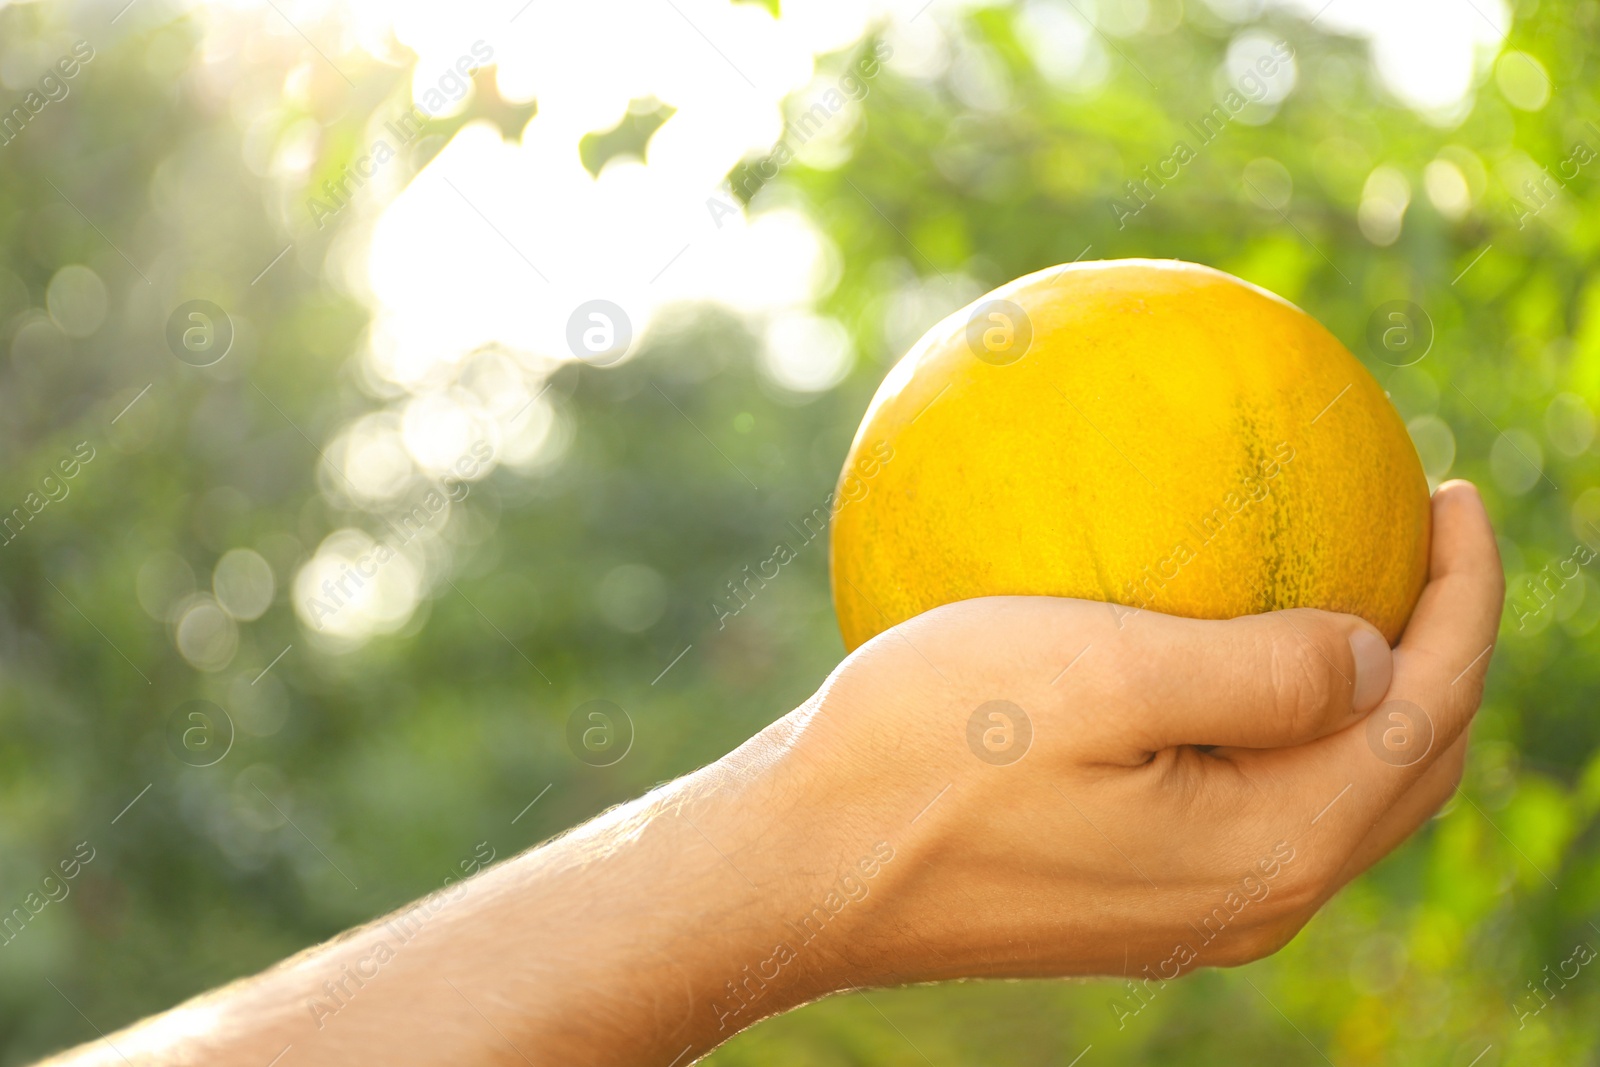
[39,707,871,1067]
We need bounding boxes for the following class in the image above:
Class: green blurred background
[1,0,1598,1062]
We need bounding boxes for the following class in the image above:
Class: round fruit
[829,259,1430,651]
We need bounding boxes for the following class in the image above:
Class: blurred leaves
[1,0,1599,1065]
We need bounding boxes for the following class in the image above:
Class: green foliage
[1,1,1598,1064]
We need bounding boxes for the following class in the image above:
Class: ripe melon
[830,259,1430,650]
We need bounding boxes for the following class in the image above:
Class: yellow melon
[829,259,1430,650]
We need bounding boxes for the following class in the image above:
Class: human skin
[38,481,1503,1067]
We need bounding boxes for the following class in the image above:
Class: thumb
[1111,607,1394,753]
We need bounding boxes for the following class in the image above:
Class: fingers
[1387,481,1505,749]
[1315,481,1503,817]
[1326,485,1496,873]
[1234,482,1501,861]
[1333,731,1470,888]
[1108,608,1393,754]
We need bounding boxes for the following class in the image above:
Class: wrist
[667,716,882,1031]
[506,721,858,1060]
[663,702,924,1038]
[513,695,927,1062]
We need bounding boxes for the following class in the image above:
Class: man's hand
[37,482,1502,1067]
[782,479,1503,991]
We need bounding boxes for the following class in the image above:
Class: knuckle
[1264,859,1330,916]
[1448,646,1495,718]
[1427,745,1468,814]
[1207,937,1259,967]
[1210,917,1305,967]
[1248,917,1310,961]
[1264,627,1338,735]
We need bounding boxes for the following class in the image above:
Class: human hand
[778,479,1503,992]
[44,484,1500,1067]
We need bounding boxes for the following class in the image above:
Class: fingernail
[1348,629,1393,713]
